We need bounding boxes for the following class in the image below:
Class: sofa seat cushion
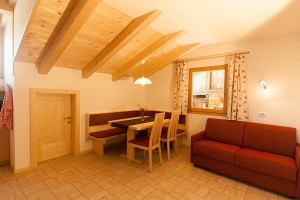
[90,128,125,138]
[235,148,297,182]
[192,140,241,164]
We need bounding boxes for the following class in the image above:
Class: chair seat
[161,126,185,139]
[129,136,150,147]
[90,128,125,138]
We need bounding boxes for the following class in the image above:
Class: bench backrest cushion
[89,110,186,126]
[89,110,185,126]
[243,122,296,158]
[205,118,245,146]
[89,111,139,126]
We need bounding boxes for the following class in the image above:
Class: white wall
[4,15,14,169]
[13,62,145,170]
[146,33,300,145]
[13,0,35,57]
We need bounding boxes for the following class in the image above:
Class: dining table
[108,116,170,164]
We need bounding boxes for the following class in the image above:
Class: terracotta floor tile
[195,186,210,198]
[0,145,295,200]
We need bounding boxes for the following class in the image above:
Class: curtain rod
[175,51,250,62]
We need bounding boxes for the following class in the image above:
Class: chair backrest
[167,110,180,140]
[149,112,165,147]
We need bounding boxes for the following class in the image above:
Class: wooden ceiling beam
[133,43,200,79]
[111,30,185,81]
[38,0,100,74]
[14,0,41,62]
[82,9,161,79]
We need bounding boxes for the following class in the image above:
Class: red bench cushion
[161,127,185,139]
[235,148,297,182]
[243,122,296,158]
[205,118,245,146]
[90,128,125,138]
[192,140,241,164]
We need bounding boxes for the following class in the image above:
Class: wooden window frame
[188,65,228,116]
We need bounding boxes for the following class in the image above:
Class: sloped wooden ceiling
[15,0,199,80]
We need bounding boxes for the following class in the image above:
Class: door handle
[63,117,71,119]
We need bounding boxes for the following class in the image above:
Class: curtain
[227,54,248,121]
[0,85,13,130]
[173,62,189,115]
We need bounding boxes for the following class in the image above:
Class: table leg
[127,129,135,159]
[120,129,142,164]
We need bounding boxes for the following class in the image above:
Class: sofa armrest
[190,131,205,162]
[296,144,300,168]
[191,131,205,144]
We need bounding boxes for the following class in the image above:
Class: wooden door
[37,93,71,162]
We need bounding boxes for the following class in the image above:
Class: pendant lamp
[134,60,152,85]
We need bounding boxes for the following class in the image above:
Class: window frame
[188,65,228,116]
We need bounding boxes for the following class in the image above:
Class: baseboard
[10,163,31,174]
[79,149,93,155]
[0,160,9,167]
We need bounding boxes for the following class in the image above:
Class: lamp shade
[134,76,152,85]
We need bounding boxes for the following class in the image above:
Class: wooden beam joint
[112,30,185,81]
[82,9,161,79]
[38,0,101,74]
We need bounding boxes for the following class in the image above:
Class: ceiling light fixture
[134,59,152,85]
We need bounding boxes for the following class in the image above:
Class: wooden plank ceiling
[15,0,199,80]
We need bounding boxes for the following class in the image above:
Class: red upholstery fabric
[296,145,300,167]
[192,140,241,164]
[243,122,296,158]
[191,131,205,143]
[191,154,296,197]
[235,148,297,182]
[129,136,149,147]
[296,145,300,197]
[177,129,185,135]
[205,118,245,146]
[161,127,185,139]
[89,111,139,126]
[90,128,125,138]
[89,110,186,126]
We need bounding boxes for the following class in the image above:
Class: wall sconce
[260,80,270,93]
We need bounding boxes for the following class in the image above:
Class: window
[188,65,227,115]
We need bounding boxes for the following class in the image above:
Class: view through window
[188,65,227,115]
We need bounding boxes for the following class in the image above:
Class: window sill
[188,110,227,117]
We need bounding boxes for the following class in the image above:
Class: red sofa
[191,118,300,198]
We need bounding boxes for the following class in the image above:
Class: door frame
[30,88,80,168]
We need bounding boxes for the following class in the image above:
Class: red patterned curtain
[173,62,189,115]
[227,54,248,121]
[0,85,13,130]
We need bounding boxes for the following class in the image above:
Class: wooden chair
[160,110,180,160]
[128,112,165,172]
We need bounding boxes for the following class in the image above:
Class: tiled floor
[0,144,295,200]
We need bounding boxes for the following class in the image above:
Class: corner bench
[86,110,187,155]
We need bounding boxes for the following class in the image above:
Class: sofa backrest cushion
[243,122,296,158]
[205,118,245,146]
